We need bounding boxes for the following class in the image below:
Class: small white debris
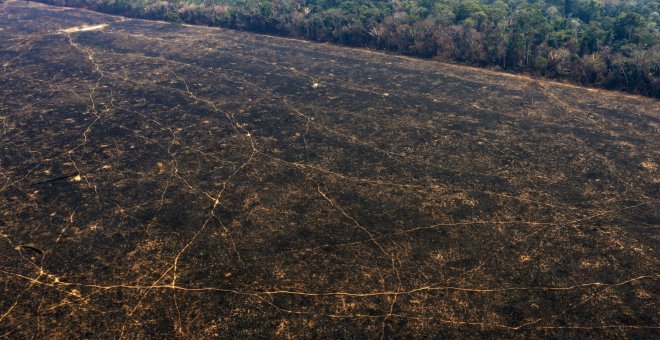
[71,175,82,182]
[312,82,320,89]
[383,93,389,96]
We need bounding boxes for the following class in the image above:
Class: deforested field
[0,1,658,338]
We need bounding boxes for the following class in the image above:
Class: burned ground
[0,1,658,338]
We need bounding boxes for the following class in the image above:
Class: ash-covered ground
[1,1,658,338]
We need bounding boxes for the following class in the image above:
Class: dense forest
[35,0,660,97]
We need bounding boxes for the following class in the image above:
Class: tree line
[37,0,660,97]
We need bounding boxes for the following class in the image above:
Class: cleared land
[1,1,658,338]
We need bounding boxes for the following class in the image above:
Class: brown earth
[1,1,658,338]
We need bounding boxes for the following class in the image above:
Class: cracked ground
[0,1,659,338]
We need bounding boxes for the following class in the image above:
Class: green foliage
[454,2,481,23]
[534,55,548,70]
[165,12,183,26]
[33,0,660,97]
[613,12,644,41]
